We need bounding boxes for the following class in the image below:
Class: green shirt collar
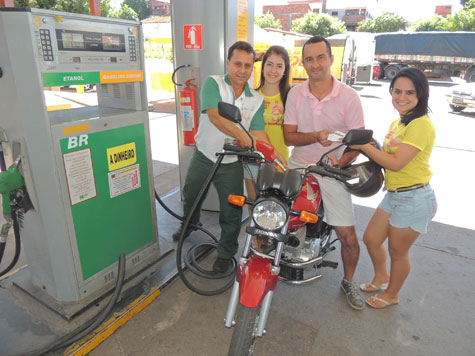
[224,74,253,97]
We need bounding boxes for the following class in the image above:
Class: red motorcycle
[217,102,383,356]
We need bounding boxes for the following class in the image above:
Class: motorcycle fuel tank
[289,174,321,228]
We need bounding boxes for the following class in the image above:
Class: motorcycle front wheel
[228,304,259,356]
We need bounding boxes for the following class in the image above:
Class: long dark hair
[257,45,291,106]
[390,67,430,125]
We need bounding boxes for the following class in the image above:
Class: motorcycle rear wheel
[228,304,259,356]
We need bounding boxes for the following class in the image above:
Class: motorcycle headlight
[252,200,288,231]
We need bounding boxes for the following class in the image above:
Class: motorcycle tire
[228,304,259,356]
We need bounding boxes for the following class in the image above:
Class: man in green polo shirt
[173,41,269,273]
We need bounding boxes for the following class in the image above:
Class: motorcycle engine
[282,226,321,263]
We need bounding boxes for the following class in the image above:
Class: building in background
[142,16,174,96]
[260,0,378,32]
[435,5,452,16]
[262,0,326,31]
[148,0,170,16]
[325,0,378,30]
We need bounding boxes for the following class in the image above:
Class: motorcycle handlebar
[223,140,280,163]
[223,143,250,152]
[307,164,353,180]
[325,165,353,178]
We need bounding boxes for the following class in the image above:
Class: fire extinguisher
[179,78,198,146]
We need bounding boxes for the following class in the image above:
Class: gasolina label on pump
[107,142,137,171]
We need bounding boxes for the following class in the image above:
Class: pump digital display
[102,35,122,50]
[56,29,125,52]
[61,32,85,49]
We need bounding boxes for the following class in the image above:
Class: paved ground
[86,190,475,356]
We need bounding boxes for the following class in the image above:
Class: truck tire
[465,68,475,83]
[449,104,465,112]
[384,65,400,80]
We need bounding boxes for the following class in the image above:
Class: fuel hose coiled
[154,152,237,296]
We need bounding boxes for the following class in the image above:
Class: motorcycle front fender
[236,256,279,308]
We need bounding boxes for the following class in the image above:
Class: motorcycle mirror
[343,129,373,145]
[218,102,242,123]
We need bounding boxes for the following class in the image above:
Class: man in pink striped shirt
[284,36,365,310]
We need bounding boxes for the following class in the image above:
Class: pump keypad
[40,29,54,62]
[129,36,137,62]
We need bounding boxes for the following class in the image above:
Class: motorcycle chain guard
[237,256,278,308]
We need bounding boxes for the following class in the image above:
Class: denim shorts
[379,184,437,234]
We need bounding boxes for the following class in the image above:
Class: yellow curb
[47,104,72,111]
[65,286,161,356]
[0,264,28,281]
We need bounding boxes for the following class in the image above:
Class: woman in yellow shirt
[256,45,291,160]
[244,46,291,204]
[351,68,437,309]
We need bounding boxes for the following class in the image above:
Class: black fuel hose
[0,151,6,172]
[0,242,5,264]
[25,253,126,356]
[0,211,21,277]
[154,153,236,296]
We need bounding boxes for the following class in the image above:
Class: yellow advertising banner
[237,0,248,41]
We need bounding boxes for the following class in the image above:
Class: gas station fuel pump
[0,8,159,310]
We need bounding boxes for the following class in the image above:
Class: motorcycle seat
[256,163,303,199]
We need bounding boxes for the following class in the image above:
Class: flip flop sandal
[366,295,399,309]
[359,282,389,293]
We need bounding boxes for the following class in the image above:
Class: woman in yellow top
[351,67,437,309]
[244,46,291,203]
[256,45,291,160]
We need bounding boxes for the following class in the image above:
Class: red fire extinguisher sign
[180,79,198,146]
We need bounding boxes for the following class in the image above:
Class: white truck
[327,32,377,85]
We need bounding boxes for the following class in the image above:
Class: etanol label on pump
[107,142,137,171]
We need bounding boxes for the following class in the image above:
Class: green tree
[36,0,55,8]
[255,12,282,29]
[54,0,89,15]
[118,3,139,21]
[14,0,55,8]
[101,0,119,18]
[291,12,346,37]
[357,18,375,32]
[446,7,475,30]
[461,0,475,10]
[412,15,449,31]
[357,13,407,32]
[14,0,35,6]
[13,0,138,20]
[123,0,149,20]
